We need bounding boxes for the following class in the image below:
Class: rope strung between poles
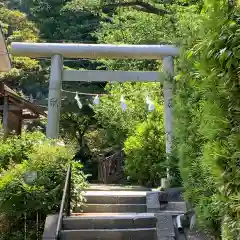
[61,89,159,112]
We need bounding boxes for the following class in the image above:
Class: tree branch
[103,1,170,16]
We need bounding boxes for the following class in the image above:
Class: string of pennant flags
[61,89,158,112]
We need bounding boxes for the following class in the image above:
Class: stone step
[60,228,157,240]
[160,202,187,212]
[87,184,151,192]
[84,191,147,204]
[75,204,147,213]
[155,214,175,238]
[63,213,157,230]
[157,210,186,216]
[155,188,184,202]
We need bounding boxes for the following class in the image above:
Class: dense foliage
[92,0,240,237]
[174,1,240,238]
[93,82,168,186]
[124,105,165,186]
[0,1,49,100]
[1,0,240,239]
[91,2,196,186]
[0,132,87,239]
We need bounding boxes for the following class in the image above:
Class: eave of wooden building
[0,82,47,137]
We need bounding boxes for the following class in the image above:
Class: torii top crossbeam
[11,42,179,59]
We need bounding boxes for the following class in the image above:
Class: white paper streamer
[93,94,100,105]
[29,94,34,103]
[146,96,155,112]
[146,96,151,105]
[148,102,155,112]
[75,92,82,109]
[120,95,127,112]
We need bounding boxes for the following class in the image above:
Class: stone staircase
[43,185,187,240]
[60,185,157,240]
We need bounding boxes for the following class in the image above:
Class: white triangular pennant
[75,92,82,109]
[146,96,155,112]
[120,95,127,112]
[29,94,34,103]
[146,96,151,105]
[148,101,155,112]
[93,94,100,105]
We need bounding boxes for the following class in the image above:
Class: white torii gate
[0,27,12,138]
[0,27,11,71]
[11,42,178,161]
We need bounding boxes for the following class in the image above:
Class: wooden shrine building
[1,26,46,137]
[0,82,47,137]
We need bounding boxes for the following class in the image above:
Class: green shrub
[0,132,87,239]
[0,131,46,169]
[124,105,166,187]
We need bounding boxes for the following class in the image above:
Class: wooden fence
[98,150,125,184]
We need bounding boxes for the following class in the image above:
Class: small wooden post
[3,94,9,139]
[18,110,23,135]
